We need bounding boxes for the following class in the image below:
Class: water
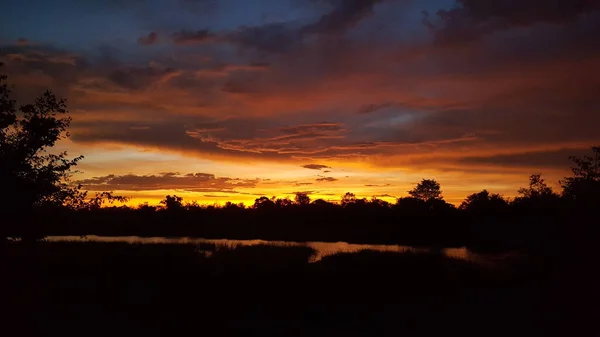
[46,235,496,263]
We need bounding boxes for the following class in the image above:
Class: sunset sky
[2,0,599,206]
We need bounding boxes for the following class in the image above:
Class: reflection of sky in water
[47,235,479,263]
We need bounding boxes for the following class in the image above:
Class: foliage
[84,192,129,210]
[517,174,556,199]
[341,192,357,206]
[275,197,293,208]
[460,190,509,214]
[560,146,600,204]
[294,192,311,205]
[0,63,85,216]
[160,195,184,211]
[408,179,443,202]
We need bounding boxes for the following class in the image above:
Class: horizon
[2,0,599,206]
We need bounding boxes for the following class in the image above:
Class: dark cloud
[316,177,338,182]
[289,190,316,195]
[107,65,177,90]
[302,0,386,35]
[138,32,159,46]
[15,38,30,46]
[302,164,330,170]
[221,77,260,94]
[373,194,396,198]
[458,148,591,170]
[171,29,216,45]
[280,123,344,134]
[224,0,387,53]
[185,121,350,157]
[358,102,392,114]
[75,172,259,192]
[71,120,289,161]
[0,45,87,102]
[225,22,302,54]
[428,0,600,45]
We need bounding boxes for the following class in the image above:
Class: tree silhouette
[275,197,293,208]
[253,196,275,209]
[86,192,129,210]
[341,192,357,207]
[294,192,311,205]
[517,174,555,199]
[460,190,508,214]
[1,64,84,239]
[408,179,443,202]
[560,146,600,204]
[160,195,184,211]
[513,173,561,215]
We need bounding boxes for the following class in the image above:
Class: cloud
[5,0,600,193]
[138,32,159,46]
[302,164,331,170]
[374,194,396,198]
[15,38,30,46]
[194,62,270,77]
[184,121,350,157]
[316,177,338,182]
[224,22,303,54]
[171,29,216,45]
[457,148,591,170]
[302,0,386,35]
[75,172,259,192]
[357,102,392,114]
[289,190,316,195]
[223,0,387,53]
[427,0,600,45]
[107,65,178,90]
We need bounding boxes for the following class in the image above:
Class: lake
[46,235,510,263]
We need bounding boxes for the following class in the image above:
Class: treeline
[7,146,598,252]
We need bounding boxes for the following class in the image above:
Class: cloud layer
[2,0,599,203]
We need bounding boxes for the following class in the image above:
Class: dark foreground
[2,241,598,337]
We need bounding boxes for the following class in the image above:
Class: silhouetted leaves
[408,179,443,202]
[160,195,184,211]
[560,146,600,206]
[460,190,509,215]
[0,64,85,239]
[294,192,311,205]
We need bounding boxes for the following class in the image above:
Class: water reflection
[46,235,483,262]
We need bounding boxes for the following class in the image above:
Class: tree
[460,190,509,214]
[1,64,84,239]
[294,192,311,205]
[369,197,391,208]
[86,192,129,210]
[513,174,560,214]
[275,197,293,208]
[408,179,443,202]
[312,199,333,207]
[224,201,245,210]
[341,192,357,207]
[517,174,555,199]
[160,195,184,211]
[560,146,600,204]
[253,196,275,209]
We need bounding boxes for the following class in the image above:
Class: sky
[2,0,600,206]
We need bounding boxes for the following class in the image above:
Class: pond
[46,235,510,263]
